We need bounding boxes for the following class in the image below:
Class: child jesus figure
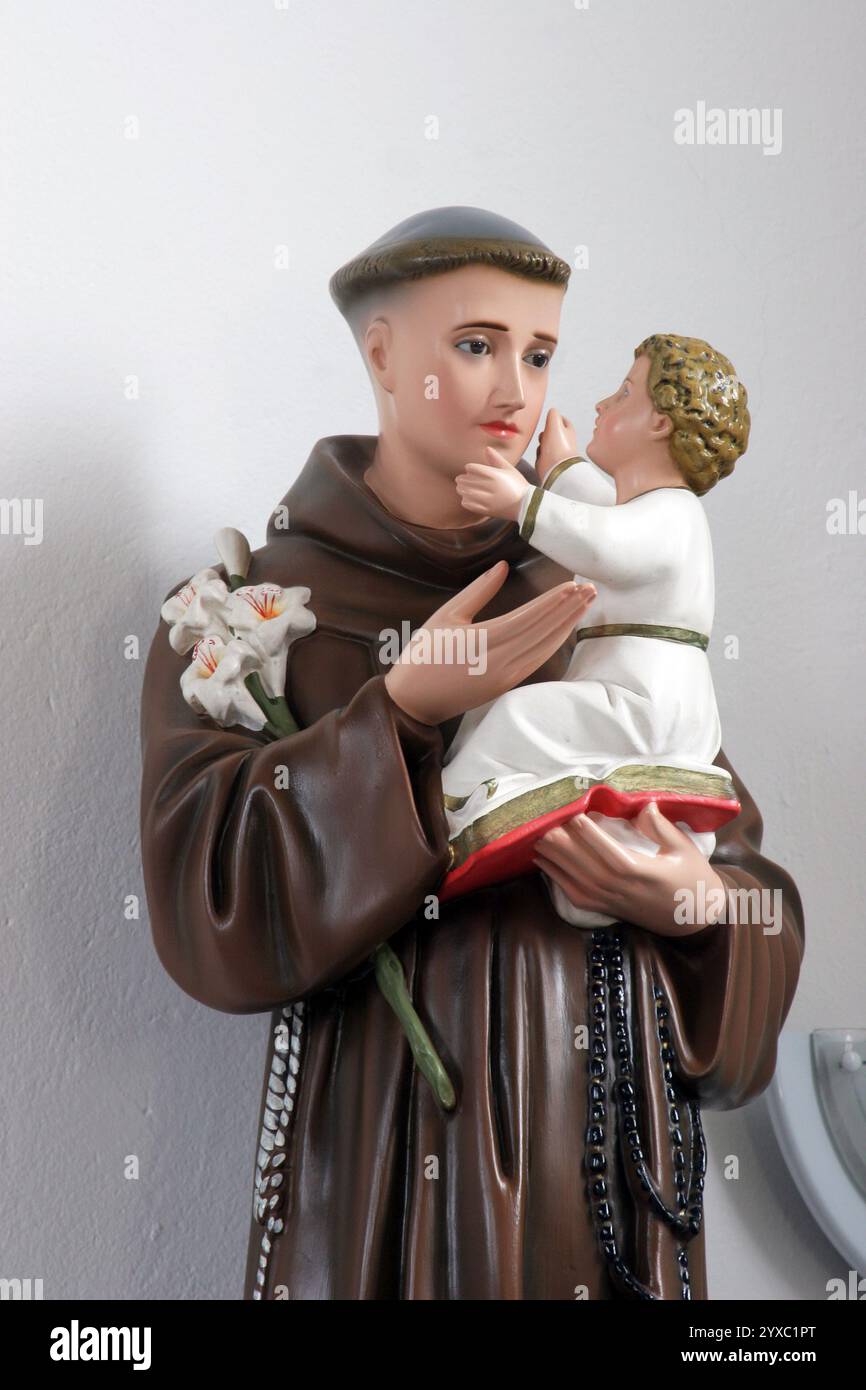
[439,333,751,926]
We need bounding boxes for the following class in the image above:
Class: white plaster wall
[0,0,862,1300]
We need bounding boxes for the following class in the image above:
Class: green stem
[373,943,456,1111]
[245,672,299,736]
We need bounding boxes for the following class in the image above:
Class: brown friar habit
[139,435,805,1301]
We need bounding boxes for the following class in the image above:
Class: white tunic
[441,459,725,926]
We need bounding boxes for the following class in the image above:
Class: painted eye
[524,350,552,370]
[456,338,490,356]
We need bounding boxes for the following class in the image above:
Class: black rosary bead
[583,927,707,1301]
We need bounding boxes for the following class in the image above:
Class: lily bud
[214,527,251,586]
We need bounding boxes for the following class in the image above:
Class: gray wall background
[1,0,863,1300]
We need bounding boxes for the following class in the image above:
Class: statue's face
[586,352,669,475]
[368,262,565,478]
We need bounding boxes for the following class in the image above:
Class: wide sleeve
[539,455,616,506]
[139,614,451,1015]
[638,748,805,1110]
[515,484,672,586]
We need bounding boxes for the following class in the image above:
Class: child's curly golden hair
[634,334,750,495]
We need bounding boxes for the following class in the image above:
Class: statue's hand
[455,446,530,522]
[535,407,579,483]
[532,801,727,937]
[384,560,595,726]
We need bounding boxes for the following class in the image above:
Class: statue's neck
[363,434,487,530]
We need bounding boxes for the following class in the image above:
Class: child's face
[586,353,664,475]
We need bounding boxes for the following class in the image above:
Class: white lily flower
[214,527,251,583]
[224,583,316,698]
[180,634,267,731]
[161,567,232,654]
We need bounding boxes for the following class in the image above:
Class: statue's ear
[364,316,396,392]
[649,410,674,442]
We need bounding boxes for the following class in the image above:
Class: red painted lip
[480,421,519,435]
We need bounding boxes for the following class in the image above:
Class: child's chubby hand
[455,446,531,523]
[535,407,579,483]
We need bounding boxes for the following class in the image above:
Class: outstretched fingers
[441,561,510,624]
[485,581,591,639]
[484,584,595,667]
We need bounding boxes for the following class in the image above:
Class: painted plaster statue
[139,205,804,1300]
[440,338,749,928]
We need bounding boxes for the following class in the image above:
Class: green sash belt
[575,623,709,651]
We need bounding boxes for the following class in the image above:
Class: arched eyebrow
[452,320,559,345]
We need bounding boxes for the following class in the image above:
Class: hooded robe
[139,434,804,1301]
